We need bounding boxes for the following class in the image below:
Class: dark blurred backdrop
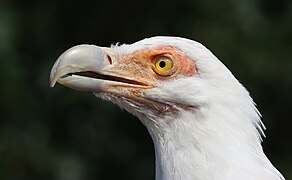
[0,0,291,179]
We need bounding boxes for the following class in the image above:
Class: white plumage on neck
[105,37,284,179]
[136,75,282,180]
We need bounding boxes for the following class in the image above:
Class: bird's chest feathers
[153,123,218,179]
[150,109,267,180]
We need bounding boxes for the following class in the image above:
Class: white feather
[97,37,285,180]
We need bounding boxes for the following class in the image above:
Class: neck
[143,105,283,180]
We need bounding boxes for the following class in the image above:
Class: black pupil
[159,61,166,68]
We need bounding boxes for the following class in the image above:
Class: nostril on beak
[106,55,112,64]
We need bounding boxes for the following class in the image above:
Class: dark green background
[0,0,291,179]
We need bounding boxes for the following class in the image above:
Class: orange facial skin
[108,46,197,88]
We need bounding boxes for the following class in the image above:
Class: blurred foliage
[0,0,291,179]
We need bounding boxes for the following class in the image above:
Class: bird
[49,36,285,180]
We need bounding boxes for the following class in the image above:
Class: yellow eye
[155,56,173,73]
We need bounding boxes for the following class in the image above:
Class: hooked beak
[49,45,149,92]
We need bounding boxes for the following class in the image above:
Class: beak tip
[49,68,57,88]
[49,82,55,88]
[49,78,56,88]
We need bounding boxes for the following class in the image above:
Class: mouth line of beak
[62,71,149,87]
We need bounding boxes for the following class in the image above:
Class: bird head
[50,36,260,134]
[49,37,286,180]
